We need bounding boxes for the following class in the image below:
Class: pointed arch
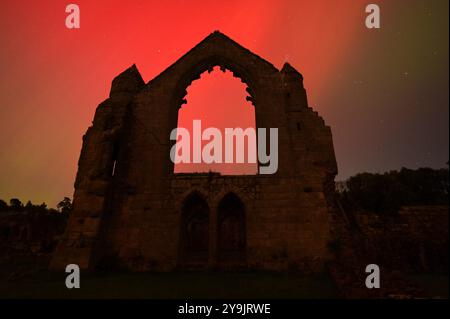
[179,191,210,267]
[217,192,246,265]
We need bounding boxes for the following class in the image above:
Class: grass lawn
[406,273,449,298]
[0,271,340,299]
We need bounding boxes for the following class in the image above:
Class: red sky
[0,0,448,207]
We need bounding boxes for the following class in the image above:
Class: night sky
[0,0,448,207]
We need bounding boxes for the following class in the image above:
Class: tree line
[337,167,449,215]
[0,167,448,216]
[0,197,73,214]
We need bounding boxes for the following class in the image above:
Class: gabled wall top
[146,31,280,86]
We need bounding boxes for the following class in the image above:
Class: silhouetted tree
[9,198,23,210]
[25,200,33,210]
[0,199,7,211]
[57,197,73,214]
[338,167,449,215]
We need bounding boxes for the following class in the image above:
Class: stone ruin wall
[50,32,338,273]
[353,205,448,273]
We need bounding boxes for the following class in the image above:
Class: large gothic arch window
[173,64,258,176]
[217,192,246,264]
[180,192,210,266]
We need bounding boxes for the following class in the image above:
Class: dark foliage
[57,197,73,214]
[0,200,7,211]
[9,198,23,210]
[337,167,449,215]
[0,197,72,214]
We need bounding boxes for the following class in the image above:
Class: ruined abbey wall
[50,32,338,272]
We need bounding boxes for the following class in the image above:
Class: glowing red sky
[174,67,258,175]
[0,0,448,206]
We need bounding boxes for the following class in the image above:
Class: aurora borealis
[0,0,448,207]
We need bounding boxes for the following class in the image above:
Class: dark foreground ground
[0,269,447,299]
[0,270,338,299]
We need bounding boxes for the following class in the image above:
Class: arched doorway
[217,193,246,266]
[179,192,210,267]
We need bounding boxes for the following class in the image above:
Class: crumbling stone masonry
[50,31,338,272]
